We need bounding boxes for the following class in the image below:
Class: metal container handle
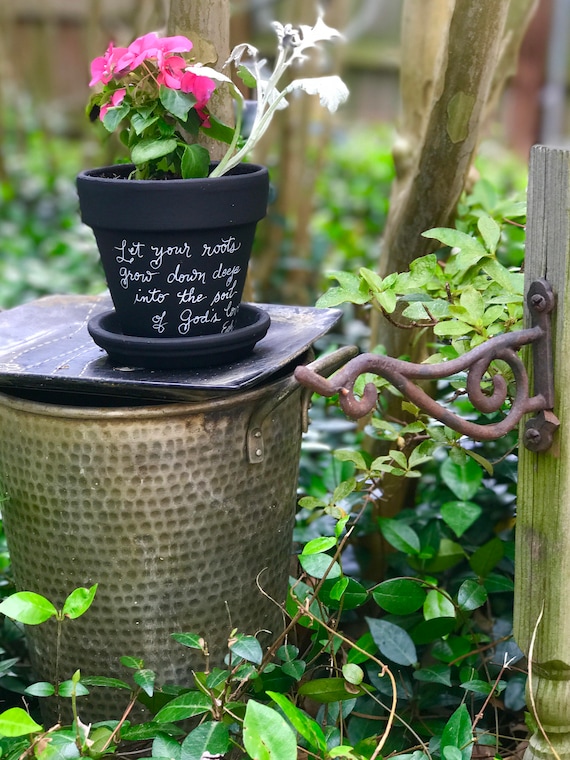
[246,345,358,463]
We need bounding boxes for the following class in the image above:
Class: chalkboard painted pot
[76,162,269,342]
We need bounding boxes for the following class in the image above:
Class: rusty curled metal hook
[294,278,559,453]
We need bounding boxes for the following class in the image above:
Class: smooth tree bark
[167,0,232,160]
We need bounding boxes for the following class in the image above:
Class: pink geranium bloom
[116,32,193,71]
[99,88,126,121]
[89,42,128,86]
[180,71,216,108]
[157,55,187,90]
[180,71,217,126]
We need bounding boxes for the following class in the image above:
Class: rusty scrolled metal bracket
[294,278,559,453]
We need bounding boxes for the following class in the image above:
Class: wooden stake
[515,145,570,760]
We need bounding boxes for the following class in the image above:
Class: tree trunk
[365,0,539,574]
[372,0,538,358]
[166,0,232,161]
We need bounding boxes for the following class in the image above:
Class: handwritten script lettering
[119,267,160,290]
[178,288,207,305]
[114,235,246,335]
[167,263,206,285]
[149,242,192,270]
[152,311,168,334]
[134,288,169,304]
[178,308,222,335]
[202,236,241,257]
[115,239,145,264]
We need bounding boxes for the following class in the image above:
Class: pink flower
[89,42,128,86]
[179,70,217,126]
[99,88,127,121]
[180,71,216,108]
[116,33,193,72]
[157,55,187,90]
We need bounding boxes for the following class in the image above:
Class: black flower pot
[77,162,269,340]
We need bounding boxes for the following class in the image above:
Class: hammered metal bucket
[0,350,350,722]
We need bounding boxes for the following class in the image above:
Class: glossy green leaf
[58,679,89,697]
[159,86,196,121]
[366,618,417,666]
[153,733,182,760]
[266,691,327,754]
[410,616,457,645]
[80,676,130,690]
[0,592,57,625]
[422,228,487,256]
[457,580,488,612]
[482,257,520,293]
[130,110,160,136]
[423,589,455,620]
[334,449,369,470]
[131,137,178,165]
[372,578,426,614]
[181,722,230,760]
[333,477,357,503]
[24,681,55,697]
[440,457,483,501]
[342,664,364,685]
[237,64,257,88]
[330,576,349,601]
[181,144,210,179]
[201,114,235,145]
[229,634,263,665]
[243,700,297,760]
[346,633,377,667]
[302,537,337,555]
[319,577,368,611]
[0,708,42,738]
[470,537,505,578]
[460,679,493,696]
[413,665,452,686]
[297,677,363,703]
[440,704,473,760]
[277,644,299,662]
[433,320,475,338]
[38,732,81,760]
[443,747,463,760]
[155,692,212,723]
[477,215,501,254]
[410,538,464,573]
[120,656,145,669]
[484,574,514,594]
[299,553,342,579]
[62,584,98,620]
[281,660,306,680]
[102,101,130,132]
[378,518,421,555]
[134,668,156,697]
[440,501,482,537]
[171,633,205,650]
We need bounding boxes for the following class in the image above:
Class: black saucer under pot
[88,303,271,369]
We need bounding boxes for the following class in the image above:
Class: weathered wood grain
[515,145,570,760]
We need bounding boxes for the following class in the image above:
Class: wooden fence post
[515,145,570,759]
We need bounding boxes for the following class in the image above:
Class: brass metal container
[0,370,309,721]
